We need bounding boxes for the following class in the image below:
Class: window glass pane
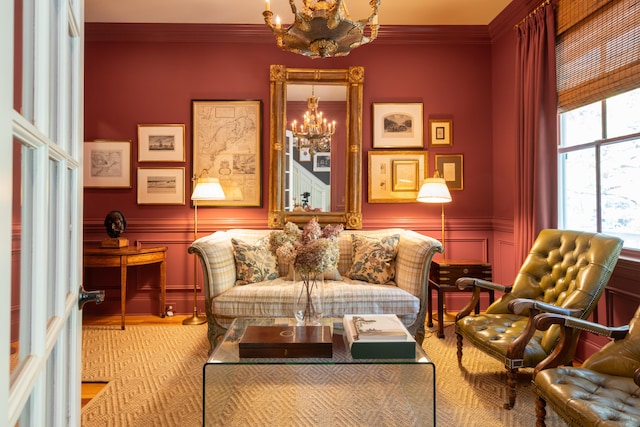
[606,88,640,138]
[560,149,597,231]
[559,101,602,147]
[48,158,59,320]
[601,138,640,249]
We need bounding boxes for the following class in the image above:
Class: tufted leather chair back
[486,229,623,352]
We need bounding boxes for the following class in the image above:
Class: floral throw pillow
[347,234,400,284]
[231,238,278,285]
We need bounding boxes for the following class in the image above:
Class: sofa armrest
[532,312,630,377]
[394,230,443,342]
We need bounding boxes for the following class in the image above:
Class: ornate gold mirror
[268,65,363,229]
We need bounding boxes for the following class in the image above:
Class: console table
[427,259,493,338]
[83,245,167,330]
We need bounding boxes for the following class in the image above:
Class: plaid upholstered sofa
[189,228,442,353]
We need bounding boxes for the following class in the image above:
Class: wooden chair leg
[535,392,547,427]
[456,333,463,364]
[504,368,518,409]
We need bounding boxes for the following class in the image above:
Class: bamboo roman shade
[556,0,640,112]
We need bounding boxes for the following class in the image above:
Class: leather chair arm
[455,278,513,321]
[508,299,583,317]
[532,313,630,377]
[456,277,512,293]
[634,368,640,387]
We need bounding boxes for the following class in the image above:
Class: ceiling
[84,0,513,26]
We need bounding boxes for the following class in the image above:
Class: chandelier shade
[263,0,381,59]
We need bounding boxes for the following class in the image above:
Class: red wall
[83,24,497,316]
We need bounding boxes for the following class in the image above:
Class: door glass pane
[10,139,22,375]
[601,138,640,248]
[560,149,597,231]
[606,88,640,138]
[48,158,59,320]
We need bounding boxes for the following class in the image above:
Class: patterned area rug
[81,321,565,426]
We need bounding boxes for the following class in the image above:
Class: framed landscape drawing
[368,151,428,203]
[429,119,453,147]
[372,103,424,148]
[84,140,131,188]
[192,100,262,207]
[137,167,186,205]
[138,124,185,162]
[435,154,463,190]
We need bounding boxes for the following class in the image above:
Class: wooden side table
[83,245,168,330]
[427,259,493,338]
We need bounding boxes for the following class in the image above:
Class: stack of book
[343,314,416,359]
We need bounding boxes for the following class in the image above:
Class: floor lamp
[417,171,453,320]
[184,176,226,326]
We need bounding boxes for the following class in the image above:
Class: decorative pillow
[347,234,400,284]
[231,238,278,285]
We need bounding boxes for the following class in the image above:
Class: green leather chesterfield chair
[532,307,640,426]
[454,229,623,409]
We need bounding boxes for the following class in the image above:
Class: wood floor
[81,314,196,408]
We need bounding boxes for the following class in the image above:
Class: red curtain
[514,3,558,265]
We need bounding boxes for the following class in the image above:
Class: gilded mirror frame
[268,65,363,229]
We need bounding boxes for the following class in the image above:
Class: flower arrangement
[269,218,343,276]
[269,218,343,324]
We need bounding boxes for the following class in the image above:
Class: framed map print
[191,100,262,207]
[83,140,131,188]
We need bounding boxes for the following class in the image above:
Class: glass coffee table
[203,317,435,426]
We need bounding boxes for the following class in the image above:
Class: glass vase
[293,271,325,325]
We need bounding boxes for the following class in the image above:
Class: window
[558,88,640,250]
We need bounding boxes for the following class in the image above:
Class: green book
[343,314,416,359]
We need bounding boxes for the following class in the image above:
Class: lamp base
[182,309,207,325]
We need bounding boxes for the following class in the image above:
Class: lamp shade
[416,176,452,204]
[191,177,225,201]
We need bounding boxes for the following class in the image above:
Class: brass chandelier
[291,86,335,154]
[263,0,381,58]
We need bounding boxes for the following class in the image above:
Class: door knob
[78,287,105,310]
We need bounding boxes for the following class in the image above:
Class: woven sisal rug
[81,322,564,426]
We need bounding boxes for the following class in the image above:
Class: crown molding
[85,23,491,45]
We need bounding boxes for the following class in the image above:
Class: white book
[344,314,414,342]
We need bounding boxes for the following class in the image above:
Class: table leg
[437,288,445,339]
[160,256,166,318]
[120,256,127,330]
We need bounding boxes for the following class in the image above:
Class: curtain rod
[514,0,553,29]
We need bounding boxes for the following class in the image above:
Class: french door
[3,0,85,425]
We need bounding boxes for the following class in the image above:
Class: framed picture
[313,152,331,172]
[137,167,186,205]
[372,103,424,148]
[299,147,311,162]
[137,124,185,162]
[83,140,131,188]
[429,119,453,147]
[192,100,262,207]
[435,154,464,190]
[368,151,428,203]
